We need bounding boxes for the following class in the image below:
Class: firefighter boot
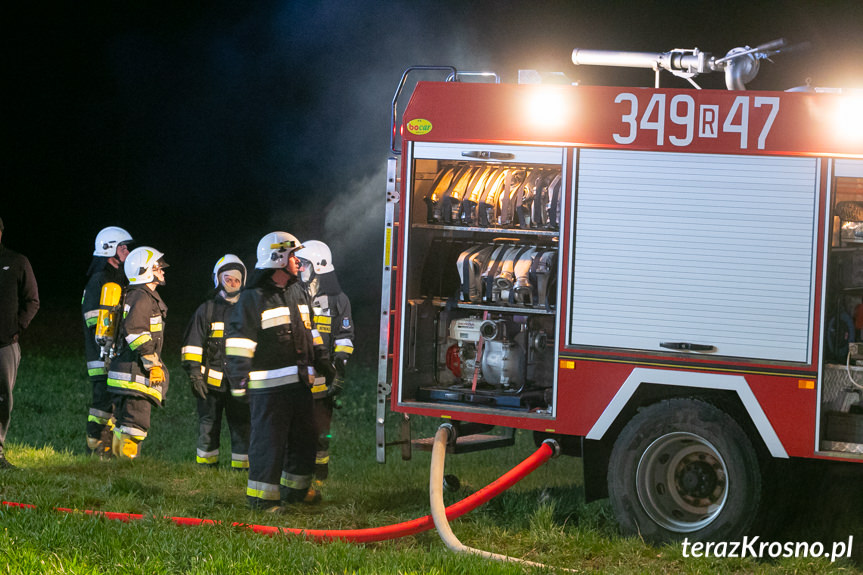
[86,436,102,456]
[112,433,141,460]
[87,430,115,458]
[306,479,324,503]
[99,426,115,459]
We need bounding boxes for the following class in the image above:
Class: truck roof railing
[391,67,499,155]
[391,66,457,155]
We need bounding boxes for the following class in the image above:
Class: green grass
[1,346,861,574]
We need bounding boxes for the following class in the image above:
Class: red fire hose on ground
[1,431,558,544]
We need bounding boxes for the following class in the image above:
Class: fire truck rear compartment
[397,151,562,415]
[401,299,555,412]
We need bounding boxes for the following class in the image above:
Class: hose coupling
[541,438,561,458]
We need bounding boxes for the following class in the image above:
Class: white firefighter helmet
[212,253,247,288]
[125,246,168,284]
[255,231,303,269]
[296,240,334,282]
[93,226,133,257]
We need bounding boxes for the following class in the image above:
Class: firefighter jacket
[0,244,39,348]
[81,258,127,379]
[225,275,328,399]
[107,285,169,407]
[181,293,234,392]
[308,271,354,362]
[306,271,353,396]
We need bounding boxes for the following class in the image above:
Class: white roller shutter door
[570,149,819,363]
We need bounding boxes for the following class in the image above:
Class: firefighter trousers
[87,374,116,441]
[114,395,152,444]
[196,389,250,469]
[312,396,334,480]
[246,383,315,509]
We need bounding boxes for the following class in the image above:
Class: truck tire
[608,398,762,543]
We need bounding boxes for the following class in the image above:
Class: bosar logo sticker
[406,118,432,135]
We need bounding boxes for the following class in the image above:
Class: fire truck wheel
[608,398,761,543]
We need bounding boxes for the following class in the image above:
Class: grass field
[1,324,862,574]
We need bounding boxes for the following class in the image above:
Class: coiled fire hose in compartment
[1,430,558,545]
[430,424,564,568]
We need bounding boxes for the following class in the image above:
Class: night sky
[5,1,863,361]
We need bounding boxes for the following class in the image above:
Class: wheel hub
[636,432,729,533]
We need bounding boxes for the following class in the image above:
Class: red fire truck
[377,42,863,542]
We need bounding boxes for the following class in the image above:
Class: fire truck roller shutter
[570,149,819,363]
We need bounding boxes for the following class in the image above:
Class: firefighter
[181,254,250,470]
[295,240,354,497]
[81,226,133,456]
[106,246,169,460]
[225,231,334,511]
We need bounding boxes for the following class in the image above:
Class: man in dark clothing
[82,226,133,456]
[0,216,40,470]
[181,254,250,470]
[225,231,334,511]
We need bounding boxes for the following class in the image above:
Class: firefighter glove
[334,356,347,377]
[149,365,166,384]
[315,358,337,386]
[190,376,207,400]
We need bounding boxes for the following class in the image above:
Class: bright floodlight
[836,95,863,141]
[526,87,568,129]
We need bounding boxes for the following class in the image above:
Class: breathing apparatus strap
[201,299,215,382]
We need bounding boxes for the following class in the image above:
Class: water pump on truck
[377,40,863,543]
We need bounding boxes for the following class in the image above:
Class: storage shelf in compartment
[431,298,555,315]
[413,223,558,237]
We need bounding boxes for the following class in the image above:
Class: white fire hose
[429,425,574,570]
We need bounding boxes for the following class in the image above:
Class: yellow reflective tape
[385,227,392,267]
[106,375,163,403]
[128,333,152,350]
[225,346,254,358]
